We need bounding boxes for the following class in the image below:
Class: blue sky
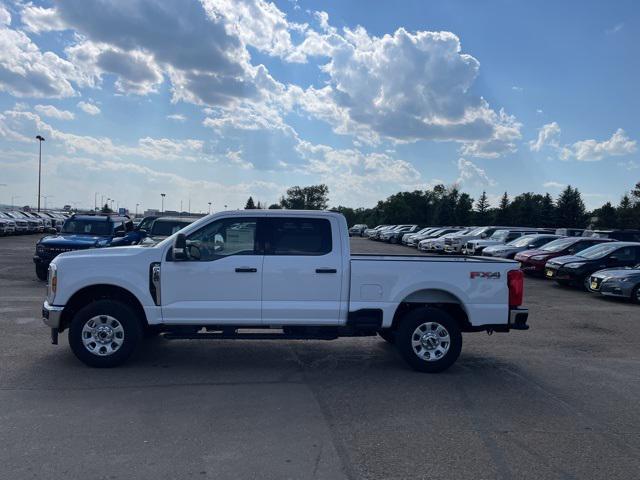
[0,0,638,213]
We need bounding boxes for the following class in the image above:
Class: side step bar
[162,331,339,341]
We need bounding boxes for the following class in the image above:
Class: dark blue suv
[34,214,140,280]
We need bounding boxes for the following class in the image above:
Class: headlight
[47,263,57,303]
[531,255,547,261]
[36,244,45,254]
[564,262,585,269]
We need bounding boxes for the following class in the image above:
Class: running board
[161,332,339,341]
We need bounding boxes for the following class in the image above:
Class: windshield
[137,217,156,231]
[577,243,621,259]
[489,230,509,241]
[507,235,539,247]
[467,227,486,236]
[151,220,191,237]
[541,238,577,252]
[61,219,113,236]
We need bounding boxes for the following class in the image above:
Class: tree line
[244,181,640,230]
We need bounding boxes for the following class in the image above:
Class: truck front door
[160,217,262,324]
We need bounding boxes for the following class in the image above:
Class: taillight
[508,269,524,307]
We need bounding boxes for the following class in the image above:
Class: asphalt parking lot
[1,234,639,479]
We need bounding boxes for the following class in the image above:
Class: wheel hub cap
[82,315,125,356]
[411,322,451,362]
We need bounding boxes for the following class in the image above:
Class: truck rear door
[261,216,344,325]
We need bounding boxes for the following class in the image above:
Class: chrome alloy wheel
[411,322,450,361]
[81,315,125,356]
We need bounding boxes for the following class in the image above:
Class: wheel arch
[391,289,471,332]
[59,284,148,333]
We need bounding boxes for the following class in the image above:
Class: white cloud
[618,160,639,171]
[456,158,496,187]
[0,22,78,98]
[77,101,100,115]
[605,23,623,35]
[225,149,254,170]
[563,128,636,161]
[529,121,561,151]
[166,114,186,122]
[292,26,520,153]
[0,3,11,25]
[34,104,75,120]
[20,6,67,33]
[542,181,565,189]
[511,86,523,92]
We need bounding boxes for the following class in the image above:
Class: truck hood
[39,234,112,248]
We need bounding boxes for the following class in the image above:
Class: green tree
[540,193,557,228]
[280,184,329,210]
[267,203,282,209]
[617,194,635,229]
[555,186,586,227]
[244,196,256,209]
[475,191,490,224]
[592,202,618,229]
[494,192,510,225]
[101,203,112,213]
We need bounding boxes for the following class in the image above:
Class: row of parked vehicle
[32,213,199,280]
[0,210,70,235]
[349,223,640,303]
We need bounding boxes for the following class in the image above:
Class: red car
[515,237,612,274]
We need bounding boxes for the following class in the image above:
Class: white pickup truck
[42,211,529,372]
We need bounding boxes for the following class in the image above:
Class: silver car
[588,265,640,303]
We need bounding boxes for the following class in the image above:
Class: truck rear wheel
[68,299,143,368]
[396,307,462,373]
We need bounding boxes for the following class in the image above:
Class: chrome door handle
[235,267,257,273]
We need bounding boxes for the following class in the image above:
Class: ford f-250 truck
[42,211,529,373]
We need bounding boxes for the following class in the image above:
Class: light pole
[135,203,140,217]
[11,195,19,209]
[36,135,45,212]
[208,202,212,214]
[160,193,166,213]
[94,192,99,211]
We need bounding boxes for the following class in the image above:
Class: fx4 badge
[470,271,501,279]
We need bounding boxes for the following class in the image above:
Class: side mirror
[173,233,188,260]
[528,244,536,249]
[608,255,618,262]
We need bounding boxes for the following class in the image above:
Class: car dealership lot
[1,235,639,479]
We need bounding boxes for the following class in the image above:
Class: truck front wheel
[68,299,143,368]
[396,307,462,373]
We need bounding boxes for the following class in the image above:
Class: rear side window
[267,218,332,255]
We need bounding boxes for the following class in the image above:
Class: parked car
[141,217,197,242]
[555,228,584,237]
[482,234,562,259]
[417,228,466,252]
[405,227,444,247]
[444,226,510,254]
[0,215,16,235]
[369,225,399,240]
[402,227,438,245]
[515,237,613,275]
[348,224,368,237]
[42,210,529,371]
[33,214,136,280]
[463,228,540,256]
[420,229,471,253]
[0,211,29,234]
[380,225,420,243]
[364,225,390,238]
[544,242,640,288]
[588,264,640,303]
[27,212,55,232]
[5,211,42,233]
[582,229,640,242]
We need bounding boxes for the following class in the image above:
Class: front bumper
[42,300,64,328]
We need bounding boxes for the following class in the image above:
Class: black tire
[396,307,462,373]
[378,329,396,344]
[35,264,48,281]
[68,299,143,368]
[631,285,640,305]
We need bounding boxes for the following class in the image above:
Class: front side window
[62,220,112,235]
[186,218,257,261]
[267,218,332,255]
[612,247,636,262]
